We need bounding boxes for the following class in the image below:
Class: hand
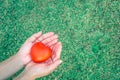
[25,42,62,79]
[17,31,58,65]
[14,37,62,80]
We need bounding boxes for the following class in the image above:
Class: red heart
[30,42,52,63]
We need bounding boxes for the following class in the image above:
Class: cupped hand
[23,42,62,79]
[17,31,58,65]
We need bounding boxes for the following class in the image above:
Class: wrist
[14,54,25,66]
[16,52,31,65]
[0,54,25,80]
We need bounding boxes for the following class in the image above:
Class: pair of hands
[17,31,62,79]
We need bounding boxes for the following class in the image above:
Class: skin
[0,31,62,80]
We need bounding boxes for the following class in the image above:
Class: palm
[25,42,62,78]
[18,31,58,65]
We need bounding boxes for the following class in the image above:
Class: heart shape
[30,42,52,63]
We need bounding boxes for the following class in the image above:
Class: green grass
[0,0,120,80]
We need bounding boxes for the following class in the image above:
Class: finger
[46,38,58,47]
[50,42,59,59]
[44,41,59,64]
[49,42,56,50]
[27,31,42,43]
[53,42,62,61]
[37,32,54,42]
[49,42,59,62]
[41,34,58,45]
[44,41,60,65]
[48,59,62,72]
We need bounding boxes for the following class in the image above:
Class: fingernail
[55,34,58,38]
[59,42,61,44]
[50,32,54,34]
[60,60,63,64]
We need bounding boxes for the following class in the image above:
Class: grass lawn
[0,0,120,80]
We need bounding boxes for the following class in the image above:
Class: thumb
[53,42,62,61]
[48,59,62,72]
